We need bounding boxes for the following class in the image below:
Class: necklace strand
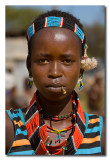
[47,124,73,143]
[44,110,74,121]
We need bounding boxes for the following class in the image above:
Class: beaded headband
[27,16,86,47]
[27,16,97,71]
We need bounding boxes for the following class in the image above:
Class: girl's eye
[39,59,49,64]
[63,59,73,64]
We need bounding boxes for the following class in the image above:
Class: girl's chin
[38,88,73,102]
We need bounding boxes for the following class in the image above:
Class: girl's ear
[26,55,32,77]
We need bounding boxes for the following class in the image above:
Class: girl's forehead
[31,28,81,59]
[32,27,80,44]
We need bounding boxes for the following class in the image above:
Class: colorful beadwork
[27,77,33,88]
[77,79,83,90]
[77,74,83,90]
[27,16,86,47]
[44,111,74,121]
[47,124,73,143]
[7,91,103,155]
[24,90,86,155]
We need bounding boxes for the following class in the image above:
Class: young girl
[6,10,103,155]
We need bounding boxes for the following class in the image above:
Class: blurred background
[5,5,105,154]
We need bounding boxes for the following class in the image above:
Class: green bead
[32,151,36,155]
[62,146,67,150]
[58,131,61,134]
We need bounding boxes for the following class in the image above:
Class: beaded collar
[25,90,86,155]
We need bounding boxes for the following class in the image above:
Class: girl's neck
[38,92,73,116]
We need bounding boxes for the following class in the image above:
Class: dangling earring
[77,74,83,90]
[81,44,98,71]
[27,76,33,88]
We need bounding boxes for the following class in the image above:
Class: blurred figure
[87,72,105,155]
[87,73,104,114]
[5,71,17,110]
[6,72,28,110]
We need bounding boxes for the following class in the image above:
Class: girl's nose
[48,61,62,78]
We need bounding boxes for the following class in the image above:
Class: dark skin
[6,27,82,152]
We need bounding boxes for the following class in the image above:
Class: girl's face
[28,27,81,101]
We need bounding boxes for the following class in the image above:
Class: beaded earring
[77,74,83,90]
[81,44,98,71]
[27,77,33,88]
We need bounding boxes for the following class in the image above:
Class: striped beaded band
[27,16,86,47]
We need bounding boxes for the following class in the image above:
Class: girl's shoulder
[6,110,14,154]
[5,108,27,154]
[84,111,103,135]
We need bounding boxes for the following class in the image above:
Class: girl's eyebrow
[37,53,76,58]
[60,54,75,58]
[37,53,51,57]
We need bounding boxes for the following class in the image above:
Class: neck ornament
[44,110,74,121]
[47,124,73,144]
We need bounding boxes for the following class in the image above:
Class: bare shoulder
[6,111,14,154]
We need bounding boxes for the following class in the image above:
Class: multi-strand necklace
[25,90,86,155]
[43,105,76,144]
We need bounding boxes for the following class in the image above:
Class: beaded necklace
[43,110,74,121]
[25,90,86,155]
[47,124,73,143]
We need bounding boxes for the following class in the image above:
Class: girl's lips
[46,83,64,88]
[46,84,66,93]
[46,86,62,93]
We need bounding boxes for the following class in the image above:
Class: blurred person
[6,10,103,155]
[5,72,17,110]
[6,72,28,109]
[87,73,105,154]
[10,95,28,109]
[87,73,104,114]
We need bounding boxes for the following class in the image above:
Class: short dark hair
[27,10,85,56]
